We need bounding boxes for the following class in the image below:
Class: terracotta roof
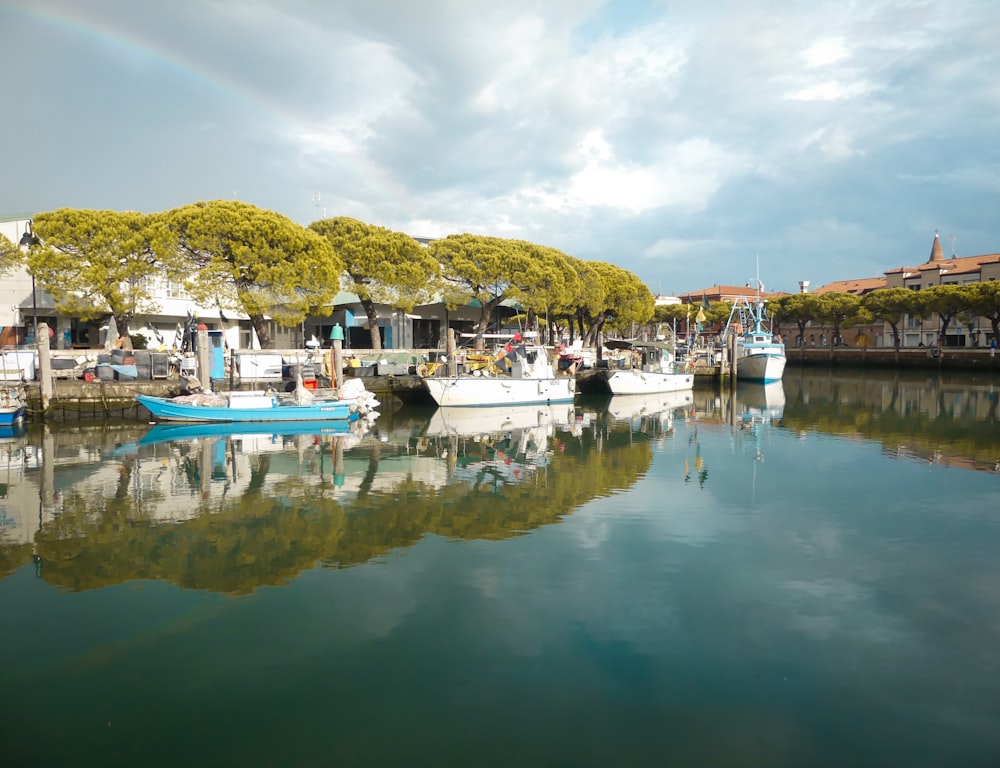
[678,285,779,302]
[812,277,887,295]
[884,232,1000,279]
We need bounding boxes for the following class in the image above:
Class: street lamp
[18,220,40,344]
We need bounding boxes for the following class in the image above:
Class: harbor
[11,342,1000,422]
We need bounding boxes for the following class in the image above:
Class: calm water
[1,370,999,767]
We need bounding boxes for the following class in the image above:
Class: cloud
[2,0,998,295]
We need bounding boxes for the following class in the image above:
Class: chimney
[798,280,810,294]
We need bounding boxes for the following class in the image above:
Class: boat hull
[735,350,786,382]
[0,406,27,426]
[423,376,575,407]
[603,370,694,395]
[138,395,358,423]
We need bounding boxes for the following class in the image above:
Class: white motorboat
[722,295,786,383]
[421,333,575,407]
[600,341,694,395]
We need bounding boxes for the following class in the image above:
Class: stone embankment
[786,346,1000,371]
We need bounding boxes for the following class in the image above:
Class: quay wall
[785,347,1000,372]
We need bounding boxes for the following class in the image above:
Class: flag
[701,294,710,311]
[695,307,707,324]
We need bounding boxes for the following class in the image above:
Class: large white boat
[600,341,694,395]
[722,296,786,382]
[421,334,575,407]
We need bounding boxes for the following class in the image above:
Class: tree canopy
[860,287,914,349]
[429,234,560,344]
[28,208,177,346]
[161,201,343,348]
[0,232,23,276]
[309,216,440,352]
[968,281,1000,344]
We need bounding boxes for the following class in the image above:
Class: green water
[1,370,999,767]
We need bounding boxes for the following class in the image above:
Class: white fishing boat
[421,333,575,407]
[600,341,694,395]
[721,293,786,383]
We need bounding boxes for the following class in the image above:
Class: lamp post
[19,220,40,344]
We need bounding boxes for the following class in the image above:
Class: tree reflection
[18,414,655,594]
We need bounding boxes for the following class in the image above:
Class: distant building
[811,276,886,297]
[808,232,1000,347]
[677,285,778,305]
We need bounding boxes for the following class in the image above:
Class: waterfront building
[805,233,1000,348]
[1,215,509,354]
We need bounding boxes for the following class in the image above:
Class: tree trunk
[114,314,133,350]
[361,297,382,352]
[472,298,502,349]
[251,314,272,349]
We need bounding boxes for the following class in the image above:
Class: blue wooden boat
[137,391,362,423]
[139,419,359,446]
[0,386,28,427]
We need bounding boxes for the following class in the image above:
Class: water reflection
[0,401,665,593]
[2,370,999,594]
[780,368,1000,471]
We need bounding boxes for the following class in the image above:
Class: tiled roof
[812,277,887,295]
[884,232,1000,279]
[678,285,779,302]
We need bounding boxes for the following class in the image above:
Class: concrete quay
[786,346,1000,371]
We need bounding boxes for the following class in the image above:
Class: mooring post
[37,322,53,413]
[196,326,211,389]
[330,323,345,391]
[447,328,458,377]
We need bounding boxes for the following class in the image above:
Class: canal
[1,369,998,767]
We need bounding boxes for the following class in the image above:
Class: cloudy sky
[2,0,998,295]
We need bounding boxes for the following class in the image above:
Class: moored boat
[138,379,378,423]
[722,295,786,383]
[421,333,575,407]
[599,341,694,395]
[0,386,28,426]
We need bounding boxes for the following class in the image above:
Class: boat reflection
[606,390,693,437]
[139,419,363,447]
[0,403,656,593]
[737,381,785,426]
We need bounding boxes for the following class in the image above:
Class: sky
[2,0,998,296]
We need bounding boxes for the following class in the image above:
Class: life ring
[417,364,429,377]
[931,347,941,358]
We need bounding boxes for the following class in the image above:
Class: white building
[1,215,508,355]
